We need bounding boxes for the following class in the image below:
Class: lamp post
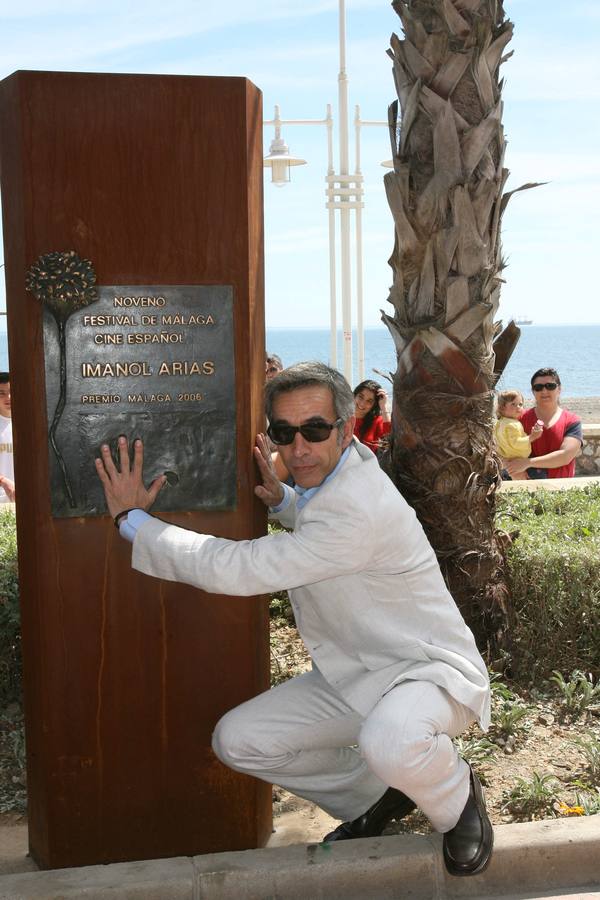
[335,0,355,382]
[263,0,388,385]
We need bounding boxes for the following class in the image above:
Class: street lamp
[263,105,307,187]
[263,0,389,384]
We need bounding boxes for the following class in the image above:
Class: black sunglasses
[532,382,558,392]
[267,417,343,445]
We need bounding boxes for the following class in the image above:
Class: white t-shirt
[0,415,14,503]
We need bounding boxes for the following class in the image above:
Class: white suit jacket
[132,439,491,728]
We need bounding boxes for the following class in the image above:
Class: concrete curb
[0,817,599,899]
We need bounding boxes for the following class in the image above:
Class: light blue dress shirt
[270,445,351,514]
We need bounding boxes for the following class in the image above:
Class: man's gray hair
[265,361,355,423]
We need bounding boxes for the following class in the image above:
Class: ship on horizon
[514,315,533,326]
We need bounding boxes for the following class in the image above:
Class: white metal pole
[274,104,282,140]
[354,105,365,382]
[338,0,353,385]
[354,103,362,175]
[326,104,337,368]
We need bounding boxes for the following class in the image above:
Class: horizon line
[266,322,600,329]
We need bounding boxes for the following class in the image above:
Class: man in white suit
[96,361,493,876]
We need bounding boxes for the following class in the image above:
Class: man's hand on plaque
[253,433,285,508]
[95,436,166,519]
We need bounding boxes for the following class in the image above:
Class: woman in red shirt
[505,367,582,479]
[353,379,391,453]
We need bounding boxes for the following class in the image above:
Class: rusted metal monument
[0,70,270,868]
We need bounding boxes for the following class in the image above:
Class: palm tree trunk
[383,0,539,651]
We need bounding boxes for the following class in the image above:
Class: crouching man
[95,361,493,876]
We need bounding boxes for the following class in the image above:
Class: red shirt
[520,408,582,478]
[353,416,391,453]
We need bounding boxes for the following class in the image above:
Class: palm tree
[383,0,539,650]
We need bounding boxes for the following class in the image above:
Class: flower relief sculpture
[26,250,98,508]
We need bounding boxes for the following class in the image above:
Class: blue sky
[0,0,599,328]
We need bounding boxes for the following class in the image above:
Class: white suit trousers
[212,667,474,833]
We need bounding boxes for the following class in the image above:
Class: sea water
[0,323,598,397]
[267,324,600,397]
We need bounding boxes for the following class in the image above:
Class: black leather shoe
[322,787,416,842]
[443,767,493,876]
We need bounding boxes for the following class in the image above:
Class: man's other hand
[254,433,285,508]
[95,436,165,519]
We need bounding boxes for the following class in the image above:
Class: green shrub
[502,771,560,821]
[573,788,600,816]
[269,590,293,621]
[267,522,293,621]
[497,485,600,681]
[0,508,20,706]
[453,734,497,765]
[491,700,529,739]
[550,670,600,719]
[573,735,600,786]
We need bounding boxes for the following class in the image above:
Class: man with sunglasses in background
[95,361,492,877]
[505,367,582,479]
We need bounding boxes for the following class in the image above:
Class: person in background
[494,390,543,480]
[353,379,391,453]
[265,354,288,480]
[506,368,582,480]
[0,373,14,503]
[266,353,284,381]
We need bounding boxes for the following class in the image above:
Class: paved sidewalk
[0,816,599,899]
[0,822,34,877]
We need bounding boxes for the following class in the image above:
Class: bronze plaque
[42,284,236,517]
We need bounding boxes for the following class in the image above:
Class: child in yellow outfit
[494,390,543,480]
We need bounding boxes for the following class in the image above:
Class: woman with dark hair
[353,379,391,453]
[505,367,582,479]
